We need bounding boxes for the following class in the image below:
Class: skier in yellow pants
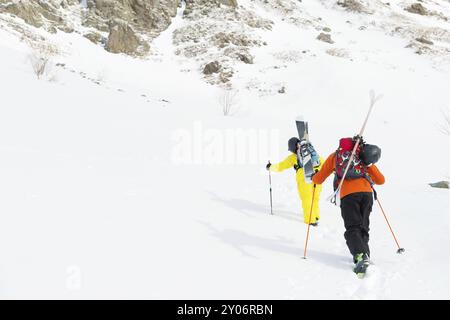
[266,137,324,225]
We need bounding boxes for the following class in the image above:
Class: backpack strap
[372,186,378,201]
[363,171,375,188]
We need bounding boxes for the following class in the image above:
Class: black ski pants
[340,192,373,258]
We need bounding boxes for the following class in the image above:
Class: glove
[353,135,365,145]
[266,162,271,171]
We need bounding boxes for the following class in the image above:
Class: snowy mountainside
[0,0,449,299]
[1,1,450,84]
[173,0,450,85]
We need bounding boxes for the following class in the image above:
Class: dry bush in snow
[219,89,239,116]
[28,41,58,80]
[272,50,303,63]
[326,48,350,59]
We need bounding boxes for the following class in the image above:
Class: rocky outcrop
[84,31,104,44]
[429,181,450,189]
[337,0,373,14]
[82,0,180,55]
[405,3,428,16]
[416,37,433,45]
[337,0,363,12]
[2,0,449,87]
[105,20,143,55]
[184,0,238,16]
[220,0,238,8]
[0,0,44,28]
[337,0,366,13]
[0,0,180,56]
[236,52,253,64]
[203,61,221,75]
[0,0,78,32]
[83,0,179,37]
[175,0,271,85]
[317,32,334,44]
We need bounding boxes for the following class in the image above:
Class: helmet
[360,144,381,165]
[288,137,300,153]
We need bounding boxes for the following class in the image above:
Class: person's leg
[297,170,321,224]
[360,193,374,257]
[298,182,316,224]
[340,193,366,257]
[296,170,316,224]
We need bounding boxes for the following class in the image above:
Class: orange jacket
[312,152,385,199]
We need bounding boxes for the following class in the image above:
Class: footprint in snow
[349,265,383,299]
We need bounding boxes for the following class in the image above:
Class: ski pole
[375,193,405,254]
[268,162,273,215]
[303,183,317,259]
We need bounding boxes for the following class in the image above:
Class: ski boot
[353,253,370,279]
[308,217,319,227]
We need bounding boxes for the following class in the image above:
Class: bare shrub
[28,42,58,80]
[326,48,350,58]
[219,89,239,116]
[272,50,303,63]
[441,110,450,136]
[30,54,49,79]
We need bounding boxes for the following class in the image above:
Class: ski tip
[369,90,384,103]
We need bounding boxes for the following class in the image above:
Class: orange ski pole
[375,193,405,254]
[303,184,317,259]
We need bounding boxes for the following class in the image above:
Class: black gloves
[266,162,271,171]
[353,135,365,145]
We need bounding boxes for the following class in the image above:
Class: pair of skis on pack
[295,91,383,278]
[295,117,316,184]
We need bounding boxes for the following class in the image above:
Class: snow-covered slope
[0,1,449,299]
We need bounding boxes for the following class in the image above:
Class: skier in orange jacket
[312,137,384,273]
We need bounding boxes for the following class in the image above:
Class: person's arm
[312,153,335,185]
[367,164,385,185]
[270,154,297,172]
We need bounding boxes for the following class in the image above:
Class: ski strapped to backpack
[295,117,321,183]
[327,91,383,204]
[296,141,320,167]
